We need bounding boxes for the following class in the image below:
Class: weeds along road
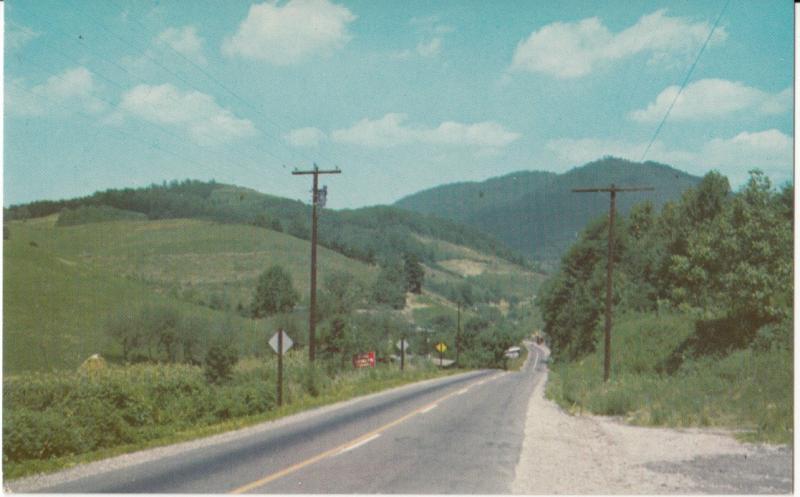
[18,347,545,494]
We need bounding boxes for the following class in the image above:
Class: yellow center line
[228,372,503,494]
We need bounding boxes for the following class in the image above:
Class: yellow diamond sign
[435,342,447,353]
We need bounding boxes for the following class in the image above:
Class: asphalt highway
[25,345,545,494]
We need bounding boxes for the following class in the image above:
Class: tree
[105,308,143,362]
[204,336,238,384]
[319,270,363,319]
[403,252,425,294]
[373,260,407,310]
[251,265,299,318]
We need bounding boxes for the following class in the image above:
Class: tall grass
[546,312,792,443]
[3,354,448,479]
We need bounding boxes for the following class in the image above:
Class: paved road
[20,345,545,494]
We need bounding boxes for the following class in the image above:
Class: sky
[3,0,794,209]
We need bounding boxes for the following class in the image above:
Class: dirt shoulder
[513,346,792,494]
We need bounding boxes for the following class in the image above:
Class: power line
[106,0,325,167]
[9,6,293,178]
[101,2,378,172]
[639,0,731,162]
[9,79,244,183]
[67,0,339,170]
[14,54,271,180]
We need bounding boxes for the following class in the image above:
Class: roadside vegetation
[3,356,448,480]
[539,170,792,443]
[3,188,537,478]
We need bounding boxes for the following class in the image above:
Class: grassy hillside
[4,214,542,374]
[4,219,268,373]
[547,313,792,443]
[395,158,701,263]
[3,216,380,374]
[9,216,377,312]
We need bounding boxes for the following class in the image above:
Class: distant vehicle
[504,346,521,359]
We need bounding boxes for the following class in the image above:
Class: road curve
[14,345,545,494]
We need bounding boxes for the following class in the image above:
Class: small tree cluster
[204,337,238,384]
[105,304,212,365]
[250,265,299,318]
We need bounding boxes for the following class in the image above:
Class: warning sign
[435,342,447,353]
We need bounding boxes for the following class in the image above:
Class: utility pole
[277,329,284,406]
[400,337,405,371]
[571,184,654,382]
[455,301,461,366]
[292,164,341,363]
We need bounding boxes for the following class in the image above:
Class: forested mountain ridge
[395,157,702,263]
[5,179,528,268]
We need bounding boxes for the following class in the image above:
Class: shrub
[204,340,238,384]
[250,265,299,318]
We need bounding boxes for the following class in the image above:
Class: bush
[3,409,85,460]
[250,265,299,318]
[301,364,330,397]
[204,340,238,384]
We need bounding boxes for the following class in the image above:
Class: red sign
[352,351,376,368]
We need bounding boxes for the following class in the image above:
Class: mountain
[395,157,702,263]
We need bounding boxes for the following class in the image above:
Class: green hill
[3,216,378,374]
[10,216,377,312]
[4,212,541,375]
[395,157,701,263]
[5,179,527,267]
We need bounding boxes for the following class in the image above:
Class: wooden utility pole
[292,164,341,363]
[277,329,284,406]
[455,302,461,366]
[400,337,405,371]
[571,184,654,382]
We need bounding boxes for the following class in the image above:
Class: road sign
[269,330,293,355]
[353,351,376,368]
[435,342,447,353]
[396,339,409,351]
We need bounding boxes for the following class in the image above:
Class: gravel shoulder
[513,345,792,494]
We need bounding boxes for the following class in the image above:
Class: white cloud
[156,26,207,65]
[119,84,257,146]
[285,127,326,147]
[546,129,792,187]
[394,15,452,59]
[331,113,520,149]
[630,79,791,122]
[7,22,40,51]
[511,9,727,78]
[7,67,106,117]
[222,0,356,65]
[416,37,442,57]
[702,129,792,179]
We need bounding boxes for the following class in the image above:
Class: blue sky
[4,0,794,209]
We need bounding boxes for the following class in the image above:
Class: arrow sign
[269,330,293,355]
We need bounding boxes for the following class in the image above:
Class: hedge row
[3,364,275,462]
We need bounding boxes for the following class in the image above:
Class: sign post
[269,330,293,406]
[396,338,408,371]
[435,342,447,367]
